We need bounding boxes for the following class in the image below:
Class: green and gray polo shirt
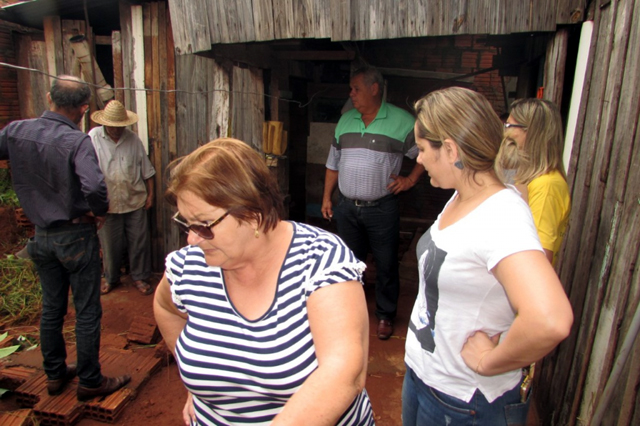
[326,101,417,201]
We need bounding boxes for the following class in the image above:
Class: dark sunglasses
[172,210,230,240]
[504,122,527,130]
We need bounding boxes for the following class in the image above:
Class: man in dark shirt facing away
[0,75,130,401]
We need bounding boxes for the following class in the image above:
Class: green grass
[0,256,41,327]
[0,169,19,208]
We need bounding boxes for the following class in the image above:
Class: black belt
[342,194,393,207]
[55,215,96,227]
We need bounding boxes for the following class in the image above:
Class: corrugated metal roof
[0,0,141,35]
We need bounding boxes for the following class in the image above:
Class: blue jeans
[28,223,103,388]
[333,194,399,320]
[98,208,152,284]
[402,366,531,426]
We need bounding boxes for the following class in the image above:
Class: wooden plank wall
[0,23,20,127]
[230,66,265,153]
[161,6,180,262]
[14,17,110,129]
[168,0,585,52]
[119,1,135,116]
[42,17,63,87]
[112,31,124,103]
[543,29,569,109]
[116,1,224,266]
[144,1,170,271]
[128,1,180,262]
[168,0,211,53]
[535,0,640,425]
[208,60,230,140]
[14,18,92,121]
[16,35,48,119]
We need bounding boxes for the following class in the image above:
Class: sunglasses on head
[504,122,527,130]
[172,210,230,240]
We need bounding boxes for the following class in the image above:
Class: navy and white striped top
[166,221,375,425]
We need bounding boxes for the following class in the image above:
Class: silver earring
[454,160,463,170]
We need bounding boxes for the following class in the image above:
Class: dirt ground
[0,207,414,426]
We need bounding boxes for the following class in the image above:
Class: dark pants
[28,223,103,388]
[333,194,400,320]
[98,208,151,284]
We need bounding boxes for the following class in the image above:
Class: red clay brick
[455,36,473,47]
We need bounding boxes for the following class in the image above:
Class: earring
[254,229,259,238]
[454,160,463,170]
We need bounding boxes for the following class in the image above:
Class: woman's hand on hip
[461,331,500,376]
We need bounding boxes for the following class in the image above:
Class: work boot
[77,375,131,401]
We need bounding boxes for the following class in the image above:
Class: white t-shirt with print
[405,187,543,403]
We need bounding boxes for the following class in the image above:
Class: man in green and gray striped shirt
[322,65,424,341]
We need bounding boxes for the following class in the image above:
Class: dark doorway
[287,76,309,222]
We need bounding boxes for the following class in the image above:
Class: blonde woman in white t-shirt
[402,87,573,426]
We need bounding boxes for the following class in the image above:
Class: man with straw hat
[89,100,156,296]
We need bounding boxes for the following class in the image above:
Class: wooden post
[543,28,569,110]
[16,35,34,119]
[112,31,124,103]
[163,0,180,254]
[131,4,148,153]
[43,16,63,85]
[119,1,134,112]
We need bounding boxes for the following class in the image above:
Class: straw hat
[91,100,138,127]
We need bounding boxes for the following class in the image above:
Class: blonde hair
[165,138,284,232]
[496,99,566,184]
[414,87,503,177]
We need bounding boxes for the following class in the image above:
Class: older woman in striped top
[153,138,374,426]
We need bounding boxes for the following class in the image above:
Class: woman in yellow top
[497,99,571,265]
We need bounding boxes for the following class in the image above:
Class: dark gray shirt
[0,111,109,228]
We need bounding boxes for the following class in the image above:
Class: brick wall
[368,34,508,116]
[359,35,510,227]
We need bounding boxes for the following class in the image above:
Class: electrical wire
[0,61,317,108]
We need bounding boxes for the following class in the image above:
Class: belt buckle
[354,199,366,207]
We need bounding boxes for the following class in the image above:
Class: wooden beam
[0,18,42,34]
[307,83,348,99]
[131,4,148,153]
[16,35,34,119]
[210,44,272,69]
[273,50,355,61]
[543,29,569,110]
[377,66,475,83]
[164,0,179,253]
[94,35,112,45]
[119,1,133,110]
[43,16,63,84]
[112,31,124,103]
[143,2,154,150]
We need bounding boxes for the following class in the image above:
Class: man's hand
[95,216,106,231]
[387,174,415,194]
[145,194,154,210]
[321,199,333,221]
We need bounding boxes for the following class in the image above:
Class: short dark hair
[50,75,91,109]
